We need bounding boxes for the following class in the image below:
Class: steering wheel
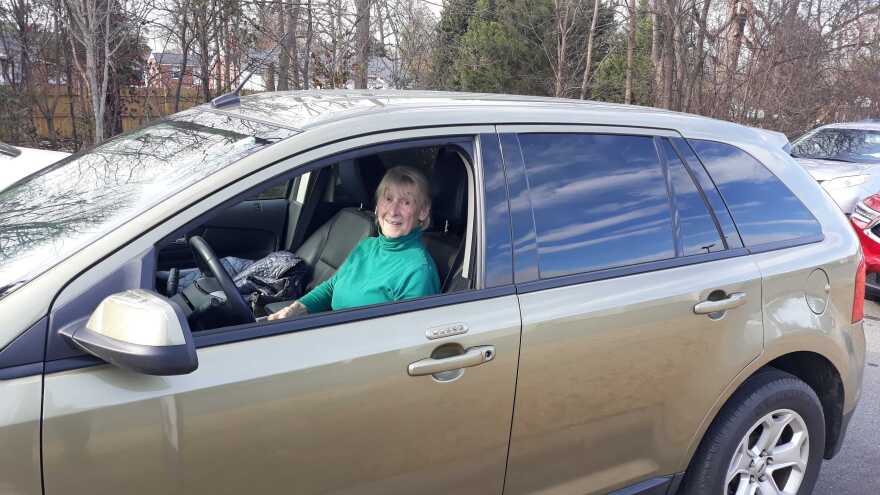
[188,235,255,325]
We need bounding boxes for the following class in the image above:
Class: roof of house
[150,52,200,66]
[0,34,21,59]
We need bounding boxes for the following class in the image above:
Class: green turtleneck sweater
[298,229,440,314]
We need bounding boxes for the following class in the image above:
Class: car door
[39,132,520,495]
[497,129,764,495]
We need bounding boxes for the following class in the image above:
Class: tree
[353,0,369,88]
[64,0,149,144]
[431,0,475,89]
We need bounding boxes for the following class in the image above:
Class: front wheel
[679,369,825,495]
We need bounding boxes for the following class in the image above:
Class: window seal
[662,137,729,250]
[746,234,825,255]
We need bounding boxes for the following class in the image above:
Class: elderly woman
[268,166,440,320]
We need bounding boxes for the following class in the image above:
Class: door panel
[505,257,763,495]
[42,296,520,495]
[158,199,288,268]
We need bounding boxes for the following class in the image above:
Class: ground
[813,299,880,493]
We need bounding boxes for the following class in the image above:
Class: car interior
[154,142,476,331]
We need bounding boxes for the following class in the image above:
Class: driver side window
[155,141,477,332]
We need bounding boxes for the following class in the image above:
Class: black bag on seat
[232,251,311,314]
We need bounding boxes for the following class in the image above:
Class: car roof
[199,90,767,145]
[816,121,880,132]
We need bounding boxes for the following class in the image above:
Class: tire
[678,368,825,495]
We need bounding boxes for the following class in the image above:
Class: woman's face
[376,182,428,239]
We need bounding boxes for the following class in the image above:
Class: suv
[0,92,865,495]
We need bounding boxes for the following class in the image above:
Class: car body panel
[751,240,865,415]
[796,157,880,213]
[0,373,42,495]
[0,92,865,495]
[506,256,764,495]
[0,144,70,190]
[42,296,521,495]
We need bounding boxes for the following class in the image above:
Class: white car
[790,121,880,213]
[0,143,70,190]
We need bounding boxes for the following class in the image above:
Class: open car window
[156,140,477,332]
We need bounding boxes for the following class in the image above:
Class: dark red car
[850,194,880,297]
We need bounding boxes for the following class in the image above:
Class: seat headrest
[337,155,386,207]
[431,148,467,232]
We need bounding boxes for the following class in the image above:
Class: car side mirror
[62,289,198,375]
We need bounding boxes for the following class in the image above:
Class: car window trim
[746,234,825,255]
[655,137,684,256]
[671,137,745,248]
[657,136,729,251]
[498,133,539,284]
[497,124,682,138]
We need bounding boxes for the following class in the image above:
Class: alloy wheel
[725,408,810,495]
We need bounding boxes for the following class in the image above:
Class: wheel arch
[763,351,844,459]
[680,349,847,476]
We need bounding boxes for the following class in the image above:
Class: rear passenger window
[689,140,822,248]
[660,139,725,256]
[519,133,675,278]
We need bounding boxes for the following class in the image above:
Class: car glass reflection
[660,140,725,255]
[689,139,822,247]
[0,110,297,299]
[519,133,675,279]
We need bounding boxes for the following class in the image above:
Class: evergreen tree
[591,9,651,104]
[430,0,477,89]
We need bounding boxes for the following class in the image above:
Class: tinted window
[660,139,724,256]
[519,133,675,278]
[669,138,743,249]
[689,140,822,247]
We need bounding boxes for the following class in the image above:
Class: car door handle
[408,345,495,376]
[694,292,747,315]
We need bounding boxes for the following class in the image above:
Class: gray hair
[374,166,432,231]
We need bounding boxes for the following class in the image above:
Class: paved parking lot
[813,300,880,494]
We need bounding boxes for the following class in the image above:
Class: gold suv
[0,91,865,495]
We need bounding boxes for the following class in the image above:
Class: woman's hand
[267,300,309,320]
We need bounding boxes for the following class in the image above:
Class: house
[146,52,202,88]
[0,34,21,86]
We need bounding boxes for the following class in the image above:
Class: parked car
[849,193,880,297]
[790,121,880,213]
[0,142,70,190]
[0,91,865,495]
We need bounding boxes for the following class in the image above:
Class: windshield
[0,109,296,299]
[791,128,880,164]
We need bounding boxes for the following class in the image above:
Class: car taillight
[853,255,866,323]
[852,194,880,229]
